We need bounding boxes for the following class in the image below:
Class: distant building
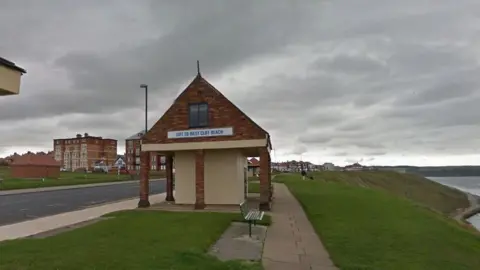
[53,133,117,171]
[344,163,364,171]
[247,158,260,177]
[0,57,26,96]
[10,154,61,178]
[323,162,335,171]
[125,130,166,172]
[271,160,317,172]
[271,162,289,172]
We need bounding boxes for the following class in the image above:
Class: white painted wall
[174,151,196,204]
[204,149,245,205]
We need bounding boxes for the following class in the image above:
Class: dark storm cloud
[0,0,322,121]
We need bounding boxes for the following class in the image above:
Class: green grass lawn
[248,182,260,193]
[276,174,480,270]
[0,211,264,270]
[0,166,168,191]
[276,171,469,215]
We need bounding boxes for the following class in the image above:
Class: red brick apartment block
[125,130,166,173]
[53,133,117,171]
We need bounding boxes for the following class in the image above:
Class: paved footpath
[262,183,338,270]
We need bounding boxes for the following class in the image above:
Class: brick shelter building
[140,70,272,210]
[11,154,61,179]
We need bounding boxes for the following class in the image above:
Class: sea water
[428,177,480,230]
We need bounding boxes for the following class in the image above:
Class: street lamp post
[138,84,150,208]
[140,84,148,133]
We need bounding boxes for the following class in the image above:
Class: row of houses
[271,161,337,172]
[270,162,407,173]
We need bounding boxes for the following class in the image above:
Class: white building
[323,162,335,171]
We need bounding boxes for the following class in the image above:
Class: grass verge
[276,174,480,270]
[0,211,264,270]
[275,171,469,215]
[248,182,260,193]
[0,174,132,191]
[0,166,166,191]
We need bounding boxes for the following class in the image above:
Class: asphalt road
[0,180,166,226]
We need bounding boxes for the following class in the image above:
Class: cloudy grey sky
[1,0,480,166]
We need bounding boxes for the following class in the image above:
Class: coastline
[461,194,480,220]
[455,192,480,231]
[426,177,480,229]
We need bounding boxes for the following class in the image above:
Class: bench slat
[244,210,263,220]
[240,201,264,221]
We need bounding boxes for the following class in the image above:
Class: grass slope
[0,211,263,270]
[298,171,470,215]
[277,174,480,270]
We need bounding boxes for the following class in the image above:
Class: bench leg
[248,220,252,237]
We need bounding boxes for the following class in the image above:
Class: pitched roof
[168,74,271,145]
[126,130,146,140]
[11,155,60,167]
[248,158,260,166]
[0,57,26,73]
[192,75,270,139]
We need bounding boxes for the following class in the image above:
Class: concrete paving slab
[209,222,267,262]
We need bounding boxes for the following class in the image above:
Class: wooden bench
[239,201,264,237]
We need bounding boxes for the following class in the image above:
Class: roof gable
[248,158,260,166]
[144,74,269,144]
[126,130,146,140]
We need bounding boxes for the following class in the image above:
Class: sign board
[167,127,233,139]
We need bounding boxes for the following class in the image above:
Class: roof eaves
[0,57,26,73]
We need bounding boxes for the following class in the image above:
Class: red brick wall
[144,76,267,144]
[125,138,165,172]
[11,165,60,179]
[194,150,205,209]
